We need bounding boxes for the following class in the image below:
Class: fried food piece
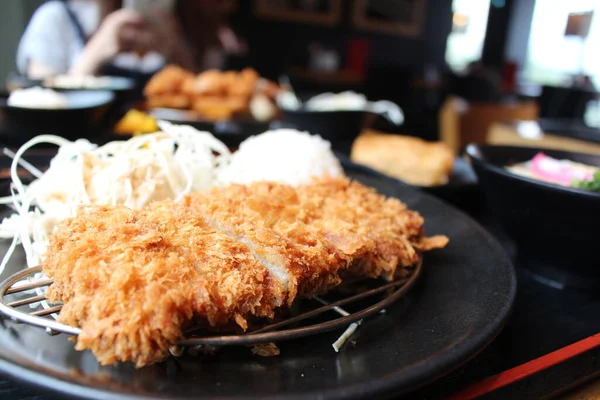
[228,68,259,98]
[351,132,454,187]
[220,71,239,92]
[194,70,227,95]
[182,70,247,97]
[144,65,193,96]
[185,189,346,301]
[180,75,199,95]
[146,93,191,109]
[145,67,280,120]
[44,203,286,367]
[190,178,445,282]
[43,179,448,367]
[294,178,447,279]
[191,96,248,121]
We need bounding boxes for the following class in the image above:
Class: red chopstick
[448,332,600,400]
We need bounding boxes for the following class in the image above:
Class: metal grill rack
[0,260,422,349]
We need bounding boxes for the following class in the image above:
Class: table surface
[487,120,600,155]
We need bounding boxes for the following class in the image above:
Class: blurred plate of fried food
[349,130,479,209]
[144,66,281,146]
[144,65,282,122]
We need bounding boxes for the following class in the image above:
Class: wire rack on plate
[0,260,422,351]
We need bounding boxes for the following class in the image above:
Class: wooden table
[487,121,600,155]
[561,378,600,399]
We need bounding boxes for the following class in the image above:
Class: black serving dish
[281,109,370,154]
[0,90,115,146]
[418,157,480,210]
[337,153,480,211]
[466,144,600,287]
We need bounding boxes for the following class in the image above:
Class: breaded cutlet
[43,178,448,367]
[188,178,446,282]
[185,188,347,301]
[44,203,286,367]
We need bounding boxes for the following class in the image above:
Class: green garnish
[571,171,600,193]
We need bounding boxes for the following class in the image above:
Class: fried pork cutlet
[189,178,446,282]
[42,178,448,367]
[185,189,346,302]
[44,203,286,367]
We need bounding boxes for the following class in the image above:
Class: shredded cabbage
[0,120,230,274]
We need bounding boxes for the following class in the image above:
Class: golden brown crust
[186,187,345,300]
[192,178,436,282]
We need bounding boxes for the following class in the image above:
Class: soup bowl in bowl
[466,144,600,286]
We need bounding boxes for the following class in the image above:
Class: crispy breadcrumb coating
[43,178,447,367]
[144,66,281,121]
[44,203,285,367]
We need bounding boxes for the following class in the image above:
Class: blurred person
[175,0,247,71]
[17,0,195,81]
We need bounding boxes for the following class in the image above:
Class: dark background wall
[229,0,453,139]
[231,0,453,80]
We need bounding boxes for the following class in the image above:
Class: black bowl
[281,109,370,154]
[0,90,115,146]
[466,144,600,286]
[6,75,137,133]
[46,76,138,131]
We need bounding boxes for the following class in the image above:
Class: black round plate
[337,154,481,210]
[0,168,516,399]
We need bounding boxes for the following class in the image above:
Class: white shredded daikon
[0,120,230,274]
[332,322,360,352]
